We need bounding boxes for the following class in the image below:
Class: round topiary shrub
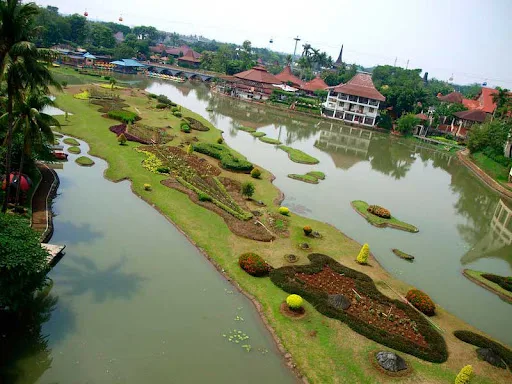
[238,252,270,277]
[356,243,369,265]
[286,294,304,310]
[279,207,290,216]
[217,137,224,144]
[367,205,391,219]
[181,124,191,133]
[144,183,152,191]
[250,168,261,179]
[455,365,472,384]
[156,166,170,173]
[303,226,312,236]
[173,111,182,117]
[406,289,436,316]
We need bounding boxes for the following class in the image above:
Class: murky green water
[145,80,512,347]
[10,138,296,383]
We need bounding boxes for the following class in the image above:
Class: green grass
[463,269,512,303]
[237,126,256,133]
[50,89,507,384]
[430,136,459,146]
[351,200,419,233]
[307,171,325,180]
[53,132,63,138]
[251,131,266,138]
[471,152,511,182]
[392,248,415,261]
[278,145,319,164]
[51,66,110,85]
[68,146,81,154]
[75,156,94,166]
[259,136,282,145]
[63,137,80,146]
[287,174,319,184]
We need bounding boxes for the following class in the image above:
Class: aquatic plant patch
[278,145,319,164]
[307,171,325,180]
[481,273,512,293]
[67,146,81,154]
[251,131,266,138]
[237,126,256,133]
[351,200,419,233]
[463,269,512,303]
[269,254,448,363]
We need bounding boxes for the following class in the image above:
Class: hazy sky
[36,0,512,87]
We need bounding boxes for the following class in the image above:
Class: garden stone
[476,348,506,369]
[254,200,265,206]
[328,294,351,310]
[311,231,322,238]
[299,243,310,250]
[376,351,407,372]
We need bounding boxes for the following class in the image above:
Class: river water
[10,138,296,383]
[144,79,512,347]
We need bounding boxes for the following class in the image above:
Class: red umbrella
[2,173,32,192]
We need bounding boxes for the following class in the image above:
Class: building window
[368,108,375,114]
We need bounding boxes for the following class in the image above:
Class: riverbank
[31,163,59,242]
[52,84,510,383]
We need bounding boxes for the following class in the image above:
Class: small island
[278,145,319,164]
[259,136,281,145]
[288,171,326,184]
[75,156,95,167]
[392,248,415,261]
[351,200,419,233]
[463,269,512,304]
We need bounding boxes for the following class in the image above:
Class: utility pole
[393,57,397,67]
[292,36,301,65]
[406,59,409,70]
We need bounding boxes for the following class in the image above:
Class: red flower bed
[406,289,435,316]
[239,252,271,277]
[367,205,391,219]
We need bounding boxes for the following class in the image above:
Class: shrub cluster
[193,143,253,172]
[455,365,472,384]
[356,243,370,265]
[156,166,170,173]
[239,253,271,277]
[143,183,152,191]
[250,168,261,179]
[148,93,157,99]
[303,226,312,236]
[173,111,182,117]
[278,207,290,216]
[269,254,448,363]
[453,330,512,371]
[171,106,180,113]
[107,110,139,124]
[156,103,168,109]
[198,192,212,202]
[286,294,304,310]
[156,94,176,107]
[181,124,191,133]
[367,205,391,219]
[481,273,512,292]
[406,289,435,316]
[217,137,224,144]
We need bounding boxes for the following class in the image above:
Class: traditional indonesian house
[323,73,385,127]
[275,66,304,88]
[450,109,488,137]
[302,75,329,95]
[110,59,146,74]
[177,48,202,68]
[215,65,282,101]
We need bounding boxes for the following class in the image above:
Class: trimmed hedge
[406,289,435,316]
[453,330,512,371]
[193,143,253,173]
[107,110,139,124]
[269,253,448,363]
[367,205,391,219]
[481,273,512,292]
[239,252,271,277]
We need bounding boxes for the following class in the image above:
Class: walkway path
[31,163,59,242]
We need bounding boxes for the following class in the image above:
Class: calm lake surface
[11,138,296,383]
[145,79,512,347]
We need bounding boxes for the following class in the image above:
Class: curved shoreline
[462,269,512,304]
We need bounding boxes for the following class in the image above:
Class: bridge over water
[145,63,216,82]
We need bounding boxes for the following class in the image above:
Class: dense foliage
[356,243,369,265]
[0,214,49,311]
[286,294,303,310]
[240,181,255,199]
[481,273,512,292]
[395,113,420,135]
[455,365,473,384]
[406,289,436,316]
[270,254,448,363]
[467,120,512,166]
[453,330,512,372]
[367,205,391,219]
[107,110,139,124]
[193,143,253,172]
[238,252,270,277]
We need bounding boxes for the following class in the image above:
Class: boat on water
[147,71,185,83]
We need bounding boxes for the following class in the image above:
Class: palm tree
[109,78,117,91]
[1,0,61,212]
[301,43,312,58]
[10,91,59,205]
[285,54,292,66]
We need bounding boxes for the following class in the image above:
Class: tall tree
[66,13,87,45]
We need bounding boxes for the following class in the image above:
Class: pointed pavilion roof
[334,44,343,66]
[333,73,385,101]
[437,91,464,104]
[234,65,282,84]
[275,66,304,88]
[453,109,487,122]
[302,76,328,92]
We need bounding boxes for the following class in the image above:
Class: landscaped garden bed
[454,330,512,371]
[184,117,210,131]
[193,143,253,173]
[109,123,172,145]
[351,200,419,233]
[278,145,319,164]
[462,269,512,304]
[269,253,447,363]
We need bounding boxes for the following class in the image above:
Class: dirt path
[31,163,59,242]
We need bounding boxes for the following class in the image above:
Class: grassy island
[251,131,266,138]
[68,146,81,154]
[75,156,94,166]
[278,145,319,164]
[392,248,415,261]
[63,137,80,146]
[237,126,256,133]
[259,136,282,145]
[50,82,509,384]
[351,200,419,233]
[463,269,512,304]
[287,171,326,184]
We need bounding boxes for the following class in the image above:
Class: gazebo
[110,59,146,74]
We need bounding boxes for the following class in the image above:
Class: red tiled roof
[462,99,480,109]
[477,87,498,114]
[275,66,304,87]
[437,91,464,104]
[333,73,385,101]
[234,65,282,85]
[302,76,328,92]
[454,109,487,122]
[165,45,190,56]
[178,48,201,63]
[150,44,166,53]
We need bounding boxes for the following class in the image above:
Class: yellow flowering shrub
[143,183,152,191]
[356,243,369,265]
[286,294,303,309]
[136,149,163,173]
[279,207,290,216]
[455,365,472,384]
[73,90,90,100]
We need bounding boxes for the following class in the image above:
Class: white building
[323,73,385,127]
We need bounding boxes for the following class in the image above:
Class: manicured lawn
[278,145,319,164]
[259,136,282,145]
[75,156,94,166]
[51,87,507,384]
[463,269,512,303]
[351,200,419,233]
[51,66,110,85]
[287,173,319,184]
[471,152,511,183]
